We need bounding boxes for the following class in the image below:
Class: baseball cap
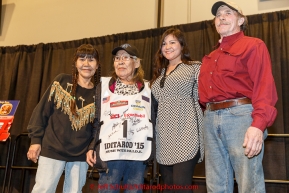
[211,1,243,16]
[111,43,139,58]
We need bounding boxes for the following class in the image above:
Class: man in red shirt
[198,1,278,192]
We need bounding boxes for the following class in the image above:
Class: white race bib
[99,77,153,161]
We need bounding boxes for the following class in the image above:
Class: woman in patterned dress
[150,28,204,193]
[27,44,100,192]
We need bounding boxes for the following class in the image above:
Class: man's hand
[86,150,96,167]
[243,126,263,158]
[27,144,41,163]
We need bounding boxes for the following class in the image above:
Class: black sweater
[27,73,96,161]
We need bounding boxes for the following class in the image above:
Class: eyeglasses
[113,54,137,62]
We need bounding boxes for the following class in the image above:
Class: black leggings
[159,150,200,193]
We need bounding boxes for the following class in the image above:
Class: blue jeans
[203,104,267,193]
[32,156,88,193]
[98,160,146,193]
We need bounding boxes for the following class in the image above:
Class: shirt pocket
[200,55,212,78]
[217,49,245,74]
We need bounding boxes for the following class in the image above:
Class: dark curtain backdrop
[0,10,288,193]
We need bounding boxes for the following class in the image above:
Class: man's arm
[243,41,278,158]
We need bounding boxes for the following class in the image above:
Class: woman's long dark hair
[70,44,101,116]
[150,27,193,86]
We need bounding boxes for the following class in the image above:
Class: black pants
[159,150,200,193]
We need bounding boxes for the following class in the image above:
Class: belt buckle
[206,103,211,111]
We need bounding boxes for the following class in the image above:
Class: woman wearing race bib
[87,43,153,193]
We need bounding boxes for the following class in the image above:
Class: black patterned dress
[151,62,204,165]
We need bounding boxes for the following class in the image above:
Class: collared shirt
[109,78,143,93]
[199,31,278,131]
[114,78,139,96]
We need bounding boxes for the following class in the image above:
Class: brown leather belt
[206,97,252,111]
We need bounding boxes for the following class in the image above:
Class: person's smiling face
[161,34,182,64]
[76,55,98,80]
